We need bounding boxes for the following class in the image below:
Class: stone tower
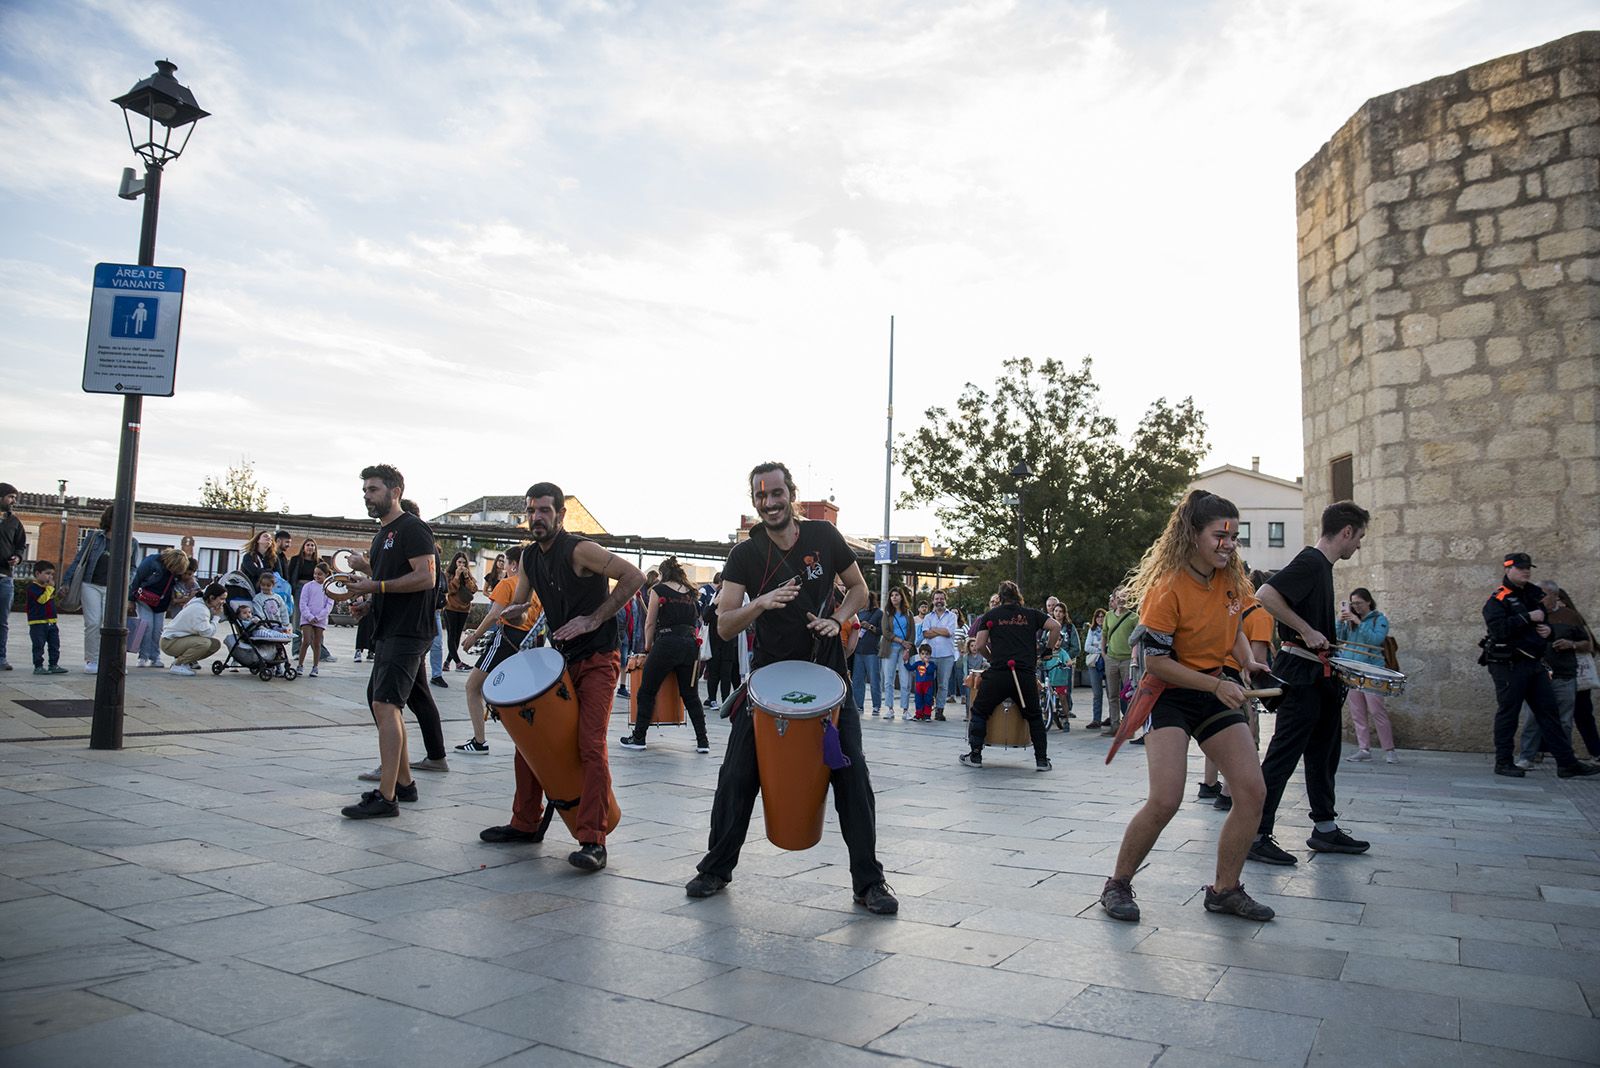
[1295,32,1599,751]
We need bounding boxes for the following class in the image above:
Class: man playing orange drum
[685,461,898,914]
[477,482,644,872]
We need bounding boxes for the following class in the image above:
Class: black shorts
[369,637,430,707]
[1149,685,1248,743]
[475,626,529,675]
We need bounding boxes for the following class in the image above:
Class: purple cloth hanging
[822,718,851,770]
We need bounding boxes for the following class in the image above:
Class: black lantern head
[1011,461,1034,481]
[113,59,209,168]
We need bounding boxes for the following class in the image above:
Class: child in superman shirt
[906,643,937,721]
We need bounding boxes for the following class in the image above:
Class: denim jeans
[1520,676,1578,762]
[1087,666,1105,722]
[852,651,883,711]
[882,657,911,711]
[31,623,60,667]
[135,603,165,662]
[429,611,444,679]
[0,575,11,666]
[81,584,106,666]
[932,655,957,707]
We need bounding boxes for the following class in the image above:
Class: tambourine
[332,549,354,573]
[323,573,361,601]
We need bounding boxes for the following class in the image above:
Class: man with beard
[482,481,644,872]
[685,461,898,914]
[340,465,438,818]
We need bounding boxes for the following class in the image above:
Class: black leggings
[1574,689,1599,758]
[443,609,469,667]
[631,631,709,746]
[705,651,740,703]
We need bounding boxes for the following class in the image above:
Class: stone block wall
[1295,32,1600,751]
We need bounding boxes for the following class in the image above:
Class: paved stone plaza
[2,624,1598,1066]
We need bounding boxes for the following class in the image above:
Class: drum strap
[536,804,558,837]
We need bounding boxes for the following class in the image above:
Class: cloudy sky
[1,0,1589,544]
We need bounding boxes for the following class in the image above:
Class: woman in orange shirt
[1100,490,1274,924]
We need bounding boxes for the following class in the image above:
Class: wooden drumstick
[1241,687,1282,699]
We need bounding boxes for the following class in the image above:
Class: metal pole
[56,480,68,567]
[1015,484,1024,588]
[879,315,894,615]
[91,161,161,750]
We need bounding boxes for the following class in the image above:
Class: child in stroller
[213,571,298,680]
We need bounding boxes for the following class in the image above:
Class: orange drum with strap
[484,648,620,838]
[626,653,686,727]
[748,661,843,851]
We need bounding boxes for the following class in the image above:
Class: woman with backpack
[1336,587,1395,764]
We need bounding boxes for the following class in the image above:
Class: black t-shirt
[91,540,111,586]
[654,583,698,629]
[528,531,617,663]
[723,520,854,672]
[977,604,1049,671]
[367,512,436,642]
[1264,546,1335,651]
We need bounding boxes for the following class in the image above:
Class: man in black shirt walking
[685,461,898,914]
[1248,501,1370,866]
[340,464,439,819]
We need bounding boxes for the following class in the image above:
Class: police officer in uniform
[1483,552,1600,779]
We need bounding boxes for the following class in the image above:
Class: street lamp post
[90,60,208,751]
[56,480,68,568]
[1010,461,1032,589]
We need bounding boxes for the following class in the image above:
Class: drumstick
[1241,687,1282,699]
[1006,659,1027,708]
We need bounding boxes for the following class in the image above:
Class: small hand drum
[332,549,354,573]
[323,573,361,601]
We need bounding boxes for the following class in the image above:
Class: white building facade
[1188,460,1305,574]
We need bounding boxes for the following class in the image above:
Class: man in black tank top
[685,461,898,914]
[479,481,644,872]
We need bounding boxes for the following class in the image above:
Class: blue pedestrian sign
[83,263,186,396]
[874,540,897,565]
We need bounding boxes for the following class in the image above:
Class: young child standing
[907,643,937,721]
[297,564,333,677]
[26,561,67,675]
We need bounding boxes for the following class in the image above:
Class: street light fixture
[91,60,208,751]
[1010,461,1032,588]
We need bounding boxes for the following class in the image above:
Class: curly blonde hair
[1123,490,1253,607]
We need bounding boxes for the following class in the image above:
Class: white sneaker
[1514,757,1534,770]
[148,659,165,670]
[135,658,147,668]
[1384,750,1400,764]
[84,662,98,675]
[884,712,896,722]
[309,667,319,678]
[1346,749,1372,762]
[707,699,719,712]
[168,664,196,676]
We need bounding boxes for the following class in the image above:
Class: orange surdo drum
[966,671,1031,747]
[625,653,686,727]
[483,648,620,838]
[748,661,844,851]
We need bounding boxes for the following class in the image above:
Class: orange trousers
[509,649,618,845]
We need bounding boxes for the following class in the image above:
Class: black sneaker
[479,824,544,843]
[455,738,489,755]
[933,713,946,721]
[394,780,418,803]
[1557,761,1600,779]
[854,882,899,915]
[616,686,630,698]
[1214,792,1233,812]
[1247,836,1298,865]
[568,843,607,872]
[619,735,647,750]
[431,675,448,688]
[1204,882,1275,921]
[1494,763,1527,777]
[959,751,983,768]
[1196,781,1222,800]
[696,742,711,754]
[686,872,729,898]
[341,790,398,819]
[1035,757,1053,772]
[1130,735,1145,746]
[1100,876,1140,921]
[1086,720,1102,729]
[1307,827,1370,854]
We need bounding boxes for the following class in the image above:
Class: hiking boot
[394,780,418,803]
[959,751,983,768]
[1204,882,1275,921]
[1196,781,1221,800]
[479,824,544,843]
[686,872,728,898]
[619,735,647,750]
[1247,836,1298,866]
[341,790,399,819]
[568,843,607,872]
[455,738,489,755]
[1307,828,1370,854]
[854,882,899,915]
[1100,876,1139,921]
[1214,792,1233,812]
[1494,763,1527,778]
[1557,761,1600,779]
[410,757,450,773]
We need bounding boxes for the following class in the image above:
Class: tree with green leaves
[198,459,276,512]
[898,357,1207,619]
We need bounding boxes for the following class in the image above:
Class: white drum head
[485,647,565,706]
[748,661,845,720]
[1328,656,1404,681]
[332,549,354,573]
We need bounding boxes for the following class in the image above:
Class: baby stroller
[212,570,299,681]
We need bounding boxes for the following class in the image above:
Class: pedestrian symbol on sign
[111,296,157,338]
